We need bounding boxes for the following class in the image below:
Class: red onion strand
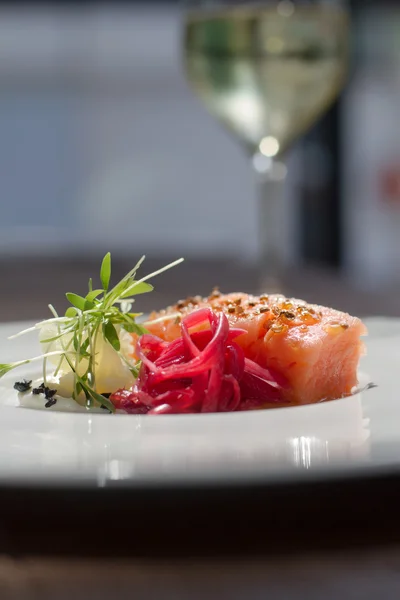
[110,308,287,414]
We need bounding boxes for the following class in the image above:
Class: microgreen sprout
[2,254,183,411]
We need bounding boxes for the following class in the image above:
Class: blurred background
[1,0,400,320]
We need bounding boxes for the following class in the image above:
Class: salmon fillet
[142,291,366,406]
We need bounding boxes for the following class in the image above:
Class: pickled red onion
[110,308,287,414]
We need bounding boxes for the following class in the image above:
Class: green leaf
[84,311,103,319]
[74,332,90,359]
[80,338,90,354]
[40,333,67,344]
[102,321,120,351]
[109,256,145,296]
[65,307,78,318]
[73,381,83,400]
[0,362,20,378]
[73,333,79,352]
[122,321,148,336]
[85,386,115,413]
[66,293,87,311]
[103,255,146,308]
[63,354,115,412]
[81,383,114,412]
[86,289,103,303]
[119,354,141,379]
[100,252,111,292]
[120,282,154,298]
[129,362,141,378]
[84,300,95,311]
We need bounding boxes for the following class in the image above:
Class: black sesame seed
[44,397,57,409]
[32,383,45,395]
[32,382,58,401]
[13,380,32,393]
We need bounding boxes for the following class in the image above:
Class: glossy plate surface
[0,318,398,488]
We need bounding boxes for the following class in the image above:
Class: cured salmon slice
[142,291,366,406]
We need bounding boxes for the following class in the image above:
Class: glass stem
[256,158,287,294]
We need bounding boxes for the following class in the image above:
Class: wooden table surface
[0,551,400,599]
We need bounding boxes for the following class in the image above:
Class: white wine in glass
[183,0,349,290]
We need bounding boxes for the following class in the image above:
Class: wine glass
[183,0,349,291]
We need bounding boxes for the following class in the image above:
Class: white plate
[0,318,398,488]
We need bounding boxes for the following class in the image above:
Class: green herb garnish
[2,254,183,412]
